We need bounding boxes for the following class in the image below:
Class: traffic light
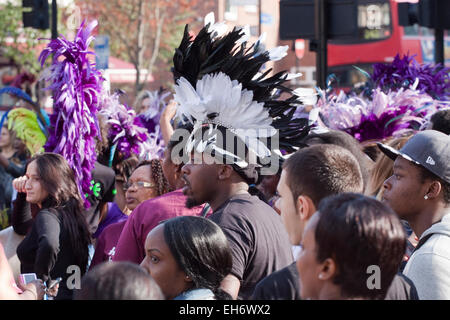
[397,2,419,26]
[22,0,49,30]
[418,0,450,29]
[398,0,450,29]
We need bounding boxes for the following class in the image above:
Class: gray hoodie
[403,213,450,300]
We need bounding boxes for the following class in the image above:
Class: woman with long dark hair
[140,216,233,300]
[11,152,91,300]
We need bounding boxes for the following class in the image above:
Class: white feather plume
[174,72,277,158]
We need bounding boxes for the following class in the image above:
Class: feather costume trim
[99,92,149,160]
[7,108,46,155]
[316,87,447,142]
[39,20,103,207]
[372,54,450,101]
[172,13,311,175]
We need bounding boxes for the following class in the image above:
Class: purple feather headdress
[99,92,149,159]
[372,54,450,101]
[316,87,447,143]
[136,89,169,159]
[39,20,103,207]
[138,89,171,131]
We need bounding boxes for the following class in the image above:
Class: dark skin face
[181,152,220,208]
[140,224,191,299]
[181,151,248,211]
[382,157,429,220]
[258,174,280,201]
[162,146,184,190]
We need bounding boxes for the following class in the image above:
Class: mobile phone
[19,273,37,286]
[47,277,62,290]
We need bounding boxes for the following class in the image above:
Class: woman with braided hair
[124,159,172,213]
[90,158,171,269]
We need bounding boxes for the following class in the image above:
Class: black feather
[171,22,311,160]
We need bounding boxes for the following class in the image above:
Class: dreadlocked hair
[172,24,311,154]
[135,159,172,196]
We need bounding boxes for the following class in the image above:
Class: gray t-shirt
[209,193,294,300]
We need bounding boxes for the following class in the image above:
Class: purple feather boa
[39,20,103,208]
[372,54,450,101]
[99,92,150,159]
[316,87,447,143]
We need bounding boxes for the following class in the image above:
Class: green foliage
[0,208,9,230]
[0,1,51,75]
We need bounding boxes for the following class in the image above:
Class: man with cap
[379,130,450,299]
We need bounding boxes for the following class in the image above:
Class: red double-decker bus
[327,0,450,89]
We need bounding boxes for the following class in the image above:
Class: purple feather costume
[39,21,104,207]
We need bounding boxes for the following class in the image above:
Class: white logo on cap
[426,156,435,166]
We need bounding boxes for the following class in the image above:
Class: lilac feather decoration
[316,87,447,142]
[99,92,149,159]
[372,54,450,101]
[137,89,171,137]
[39,20,103,208]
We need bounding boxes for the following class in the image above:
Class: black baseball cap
[377,130,450,184]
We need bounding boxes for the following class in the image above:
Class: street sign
[280,0,393,41]
[261,13,273,25]
[94,35,109,70]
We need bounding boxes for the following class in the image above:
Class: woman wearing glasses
[89,159,171,269]
[124,160,171,214]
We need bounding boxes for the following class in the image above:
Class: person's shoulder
[252,262,299,300]
[131,189,203,219]
[385,273,418,300]
[219,193,274,214]
[258,262,298,285]
[35,208,61,224]
[102,219,127,234]
[413,233,450,261]
[137,189,185,208]
[92,161,116,179]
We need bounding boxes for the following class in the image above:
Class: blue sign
[94,35,109,70]
[421,39,450,65]
[261,13,273,25]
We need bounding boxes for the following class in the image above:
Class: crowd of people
[0,16,449,302]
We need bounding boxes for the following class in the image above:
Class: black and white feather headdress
[172,14,311,181]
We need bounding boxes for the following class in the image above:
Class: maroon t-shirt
[89,220,127,269]
[113,189,206,264]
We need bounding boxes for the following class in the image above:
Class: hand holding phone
[45,277,62,298]
[19,273,37,286]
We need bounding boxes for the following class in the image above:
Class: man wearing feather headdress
[171,13,310,299]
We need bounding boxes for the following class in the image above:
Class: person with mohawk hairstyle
[172,13,311,299]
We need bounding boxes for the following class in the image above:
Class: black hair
[283,144,364,207]
[301,130,373,190]
[29,152,91,275]
[75,261,164,300]
[430,109,450,135]
[163,216,233,300]
[315,193,406,300]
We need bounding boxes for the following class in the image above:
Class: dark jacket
[13,193,89,300]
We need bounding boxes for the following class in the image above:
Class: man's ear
[218,165,233,180]
[425,180,442,200]
[184,274,193,284]
[173,163,183,180]
[318,258,337,281]
[296,195,316,221]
